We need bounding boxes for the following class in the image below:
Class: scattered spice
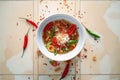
[93,55,96,61]
[91,50,93,52]
[32,29,36,32]
[37,49,41,56]
[43,63,47,66]
[19,17,38,29]
[41,55,44,58]
[78,10,80,15]
[27,14,29,17]
[16,22,18,26]
[73,76,75,80]
[57,8,59,11]
[50,60,58,67]
[59,2,62,5]
[40,0,43,3]
[59,61,70,80]
[29,14,32,16]
[21,27,30,58]
[54,67,61,72]
[19,38,21,40]
[84,48,87,52]
[71,62,73,66]
[77,53,81,58]
[45,5,48,8]
[78,15,81,19]
[84,55,87,58]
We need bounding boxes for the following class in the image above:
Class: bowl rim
[37,14,86,61]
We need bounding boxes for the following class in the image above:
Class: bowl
[37,14,86,61]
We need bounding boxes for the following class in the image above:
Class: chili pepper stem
[26,27,31,35]
[19,17,27,20]
[59,78,62,80]
[21,48,25,58]
[81,23,88,30]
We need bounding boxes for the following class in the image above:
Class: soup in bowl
[37,14,85,61]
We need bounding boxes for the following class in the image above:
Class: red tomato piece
[52,37,59,48]
[50,60,58,67]
[52,61,58,67]
[42,34,47,39]
[43,22,53,32]
[67,24,76,36]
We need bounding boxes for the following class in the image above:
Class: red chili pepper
[59,61,70,80]
[19,17,38,29]
[21,27,30,58]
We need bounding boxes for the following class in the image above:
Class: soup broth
[42,19,79,55]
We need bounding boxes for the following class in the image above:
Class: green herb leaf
[67,40,78,44]
[54,49,57,55]
[50,26,56,38]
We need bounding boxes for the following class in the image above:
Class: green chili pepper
[86,28,100,38]
[81,23,100,39]
[67,40,78,44]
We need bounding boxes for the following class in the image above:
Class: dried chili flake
[37,49,41,56]
[50,60,58,67]
[27,14,29,17]
[48,11,50,13]
[91,50,93,52]
[45,5,48,8]
[78,15,81,19]
[37,21,39,25]
[93,56,96,61]
[84,55,87,58]
[57,8,59,11]
[78,10,80,15]
[84,48,87,52]
[43,63,47,66]
[16,22,18,26]
[54,67,61,72]
[59,2,62,4]
[71,63,73,66]
[40,0,43,3]
[77,53,81,58]
[41,55,44,58]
